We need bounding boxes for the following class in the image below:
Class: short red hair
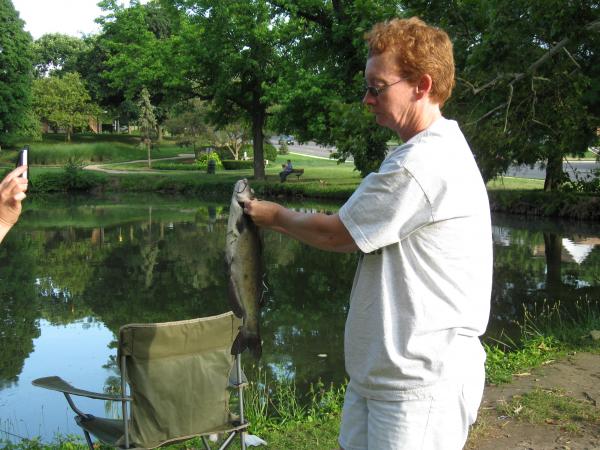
[365,17,455,106]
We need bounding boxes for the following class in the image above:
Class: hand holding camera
[0,147,29,242]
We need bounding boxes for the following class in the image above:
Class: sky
[11,0,144,40]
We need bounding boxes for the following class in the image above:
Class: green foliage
[150,161,199,171]
[221,160,254,170]
[485,298,600,385]
[173,0,286,179]
[137,87,157,141]
[329,102,392,177]
[28,167,108,193]
[97,0,189,126]
[0,0,33,145]
[195,151,222,170]
[278,142,289,155]
[267,1,399,176]
[405,0,600,189]
[244,370,345,436]
[559,169,600,194]
[31,33,89,77]
[485,335,561,384]
[31,73,100,141]
[263,142,278,162]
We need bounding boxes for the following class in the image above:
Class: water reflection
[489,214,600,337]
[0,198,598,443]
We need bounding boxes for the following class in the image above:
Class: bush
[151,161,199,171]
[196,151,223,170]
[559,169,600,194]
[278,142,289,155]
[264,142,278,162]
[222,160,254,170]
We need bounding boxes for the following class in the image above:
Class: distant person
[0,166,28,243]
[279,159,293,182]
[245,17,492,450]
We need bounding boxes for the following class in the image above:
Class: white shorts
[338,369,484,450]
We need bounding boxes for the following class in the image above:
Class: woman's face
[363,52,419,140]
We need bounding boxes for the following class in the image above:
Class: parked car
[277,135,295,145]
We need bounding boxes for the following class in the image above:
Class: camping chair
[32,311,250,449]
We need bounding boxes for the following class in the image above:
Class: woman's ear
[416,74,433,98]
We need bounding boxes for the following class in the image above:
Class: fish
[226,178,264,358]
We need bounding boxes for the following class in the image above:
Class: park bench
[280,168,304,182]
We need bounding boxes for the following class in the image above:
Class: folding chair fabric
[116,311,243,449]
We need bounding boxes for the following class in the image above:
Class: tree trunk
[251,105,266,180]
[544,153,563,192]
[156,124,163,142]
[147,141,152,169]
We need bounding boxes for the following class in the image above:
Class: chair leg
[217,431,237,450]
[201,435,212,450]
[83,430,94,450]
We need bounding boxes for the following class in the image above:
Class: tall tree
[97,0,189,141]
[404,0,600,190]
[31,72,100,141]
[0,0,33,148]
[169,0,285,179]
[138,87,157,168]
[31,33,89,77]
[266,0,399,176]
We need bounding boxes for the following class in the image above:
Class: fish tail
[231,328,262,359]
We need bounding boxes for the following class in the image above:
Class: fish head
[233,178,255,206]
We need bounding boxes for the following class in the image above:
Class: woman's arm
[244,199,358,253]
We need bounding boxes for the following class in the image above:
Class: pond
[0,194,599,443]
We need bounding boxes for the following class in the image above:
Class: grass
[497,388,600,434]
[0,133,184,166]
[485,298,600,385]
[487,176,545,190]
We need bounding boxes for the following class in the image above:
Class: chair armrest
[32,376,131,401]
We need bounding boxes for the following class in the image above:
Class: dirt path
[84,153,194,174]
[468,352,600,450]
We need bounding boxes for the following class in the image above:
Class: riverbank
[19,165,600,221]
[3,298,598,449]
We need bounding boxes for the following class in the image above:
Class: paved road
[505,160,599,181]
[280,139,599,181]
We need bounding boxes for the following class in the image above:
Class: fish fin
[259,277,269,307]
[231,330,247,355]
[236,214,246,234]
[231,329,262,359]
[228,276,245,318]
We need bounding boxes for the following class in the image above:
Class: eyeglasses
[364,78,406,97]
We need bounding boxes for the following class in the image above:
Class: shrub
[196,151,223,170]
[151,161,199,171]
[278,142,289,155]
[222,160,254,170]
[264,142,278,162]
[240,143,278,162]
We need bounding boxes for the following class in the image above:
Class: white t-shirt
[338,117,492,400]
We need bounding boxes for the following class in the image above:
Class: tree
[138,87,157,168]
[404,0,600,190]
[31,33,89,77]
[0,0,33,148]
[170,0,286,179]
[266,0,399,176]
[31,72,100,141]
[97,0,190,141]
[207,122,250,161]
